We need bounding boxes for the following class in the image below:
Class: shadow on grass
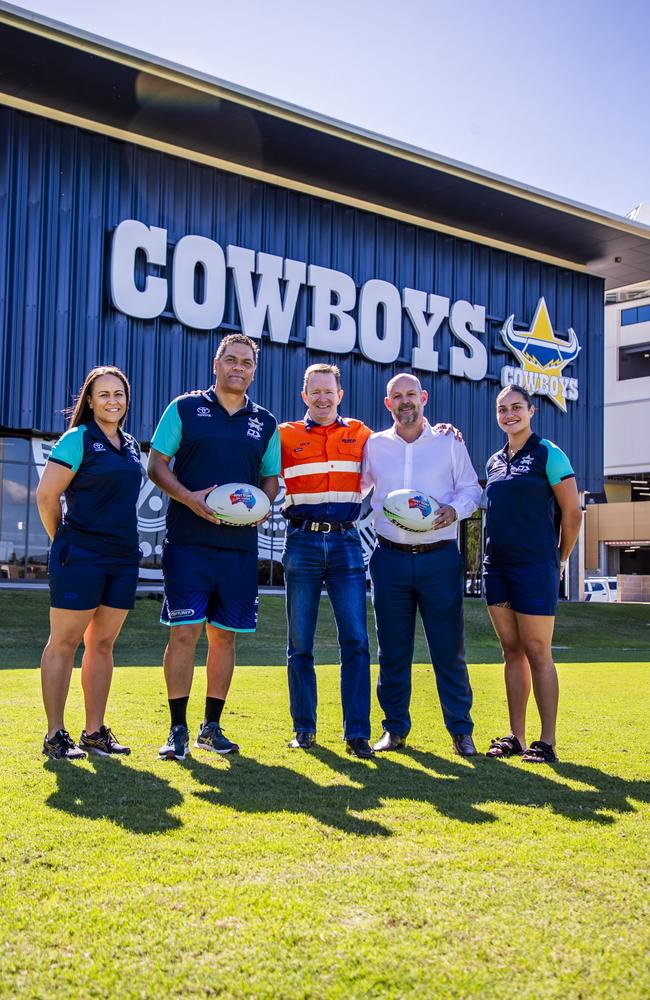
[184,745,650,835]
[44,756,183,833]
[401,748,650,825]
[185,754,391,837]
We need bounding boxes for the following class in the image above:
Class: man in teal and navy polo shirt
[148,334,280,761]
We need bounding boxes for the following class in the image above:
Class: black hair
[67,366,131,428]
[496,384,533,407]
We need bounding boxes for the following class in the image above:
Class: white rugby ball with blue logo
[383,489,440,532]
[206,483,270,525]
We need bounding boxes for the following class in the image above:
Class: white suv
[584,577,617,603]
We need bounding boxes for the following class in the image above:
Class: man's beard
[396,405,418,425]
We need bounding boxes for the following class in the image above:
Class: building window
[620,304,650,326]
[618,343,650,381]
[0,438,40,581]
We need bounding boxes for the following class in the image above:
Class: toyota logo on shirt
[196,406,211,417]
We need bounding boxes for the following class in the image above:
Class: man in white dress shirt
[362,373,481,756]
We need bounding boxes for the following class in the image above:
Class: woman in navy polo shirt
[483,385,582,764]
[37,366,142,760]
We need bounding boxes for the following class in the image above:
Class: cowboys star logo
[500,298,580,412]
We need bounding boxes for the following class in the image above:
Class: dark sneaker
[288,731,316,750]
[346,738,375,759]
[158,724,191,761]
[43,729,86,760]
[195,721,239,755]
[80,726,131,756]
[522,740,558,764]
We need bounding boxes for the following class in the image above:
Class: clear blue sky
[8,0,650,216]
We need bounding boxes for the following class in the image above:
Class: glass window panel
[618,343,650,381]
[0,437,30,463]
[638,304,650,323]
[0,462,29,578]
[620,307,638,326]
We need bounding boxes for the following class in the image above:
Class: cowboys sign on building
[110,220,582,411]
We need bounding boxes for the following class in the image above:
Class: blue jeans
[282,525,371,740]
[369,541,473,738]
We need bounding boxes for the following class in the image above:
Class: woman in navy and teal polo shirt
[36,366,142,761]
[483,385,582,764]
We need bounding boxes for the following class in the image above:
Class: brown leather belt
[377,534,453,554]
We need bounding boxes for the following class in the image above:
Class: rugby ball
[383,489,440,532]
[206,483,270,525]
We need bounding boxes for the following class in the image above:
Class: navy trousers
[369,540,473,738]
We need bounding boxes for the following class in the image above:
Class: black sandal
[521,740,558,764]
[486,735,523,758]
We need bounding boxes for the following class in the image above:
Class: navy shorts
[161,542,259,632]
[48,537,139,611]
[483,560,560,617]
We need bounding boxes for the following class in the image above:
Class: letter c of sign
[110,220,168,320]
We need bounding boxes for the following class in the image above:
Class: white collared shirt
[361,419,481,543]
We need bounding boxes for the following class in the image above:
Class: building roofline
[2,1,650,288]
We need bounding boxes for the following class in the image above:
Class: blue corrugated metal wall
[0,107,604,488]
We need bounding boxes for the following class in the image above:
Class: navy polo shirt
[48,419,142,560]
[484,433,574,565]
[151,388,280,553]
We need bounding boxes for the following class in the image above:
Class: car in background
[584,577,617,603]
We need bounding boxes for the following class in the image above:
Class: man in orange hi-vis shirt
[279,363,374,759]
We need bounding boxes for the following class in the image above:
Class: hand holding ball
[205,483,271,525]
[383,489,440,532]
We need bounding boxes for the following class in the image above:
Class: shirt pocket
[289,440,324,463]
[335,438,363,462]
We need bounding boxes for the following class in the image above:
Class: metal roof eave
[2,1,650,289]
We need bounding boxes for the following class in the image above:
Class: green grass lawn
[2,590,650,668]
[1,593,649,998]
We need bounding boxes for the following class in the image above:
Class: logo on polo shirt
[514,455,533,474]
[92,442,106,452]
[197,406,211,417]
[247,416,263,440]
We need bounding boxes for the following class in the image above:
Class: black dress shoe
[346,738,375,759]
[288,731,315,750]
[452,733,478,757]
[372,731,406,752]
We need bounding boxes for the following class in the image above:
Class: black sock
[204,697,225,726]
[169,696,189,728]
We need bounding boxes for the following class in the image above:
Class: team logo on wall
[32,440,167,582]
[500,297,581,412]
